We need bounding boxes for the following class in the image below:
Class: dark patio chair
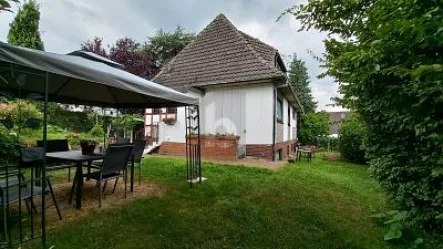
[0,148,62,224]
[129,140,147,186]
[18,147,62,220]
[37,139,73,181]
[69,144,133,208]
[114,137,130,145]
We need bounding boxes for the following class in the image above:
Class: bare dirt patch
[28,179,165,229]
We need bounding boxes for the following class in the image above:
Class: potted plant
[162,117,176,125]
[80,139,98,155]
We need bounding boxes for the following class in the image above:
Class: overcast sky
[0,0,345,111]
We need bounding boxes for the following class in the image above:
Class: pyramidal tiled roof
[153,14,287,87]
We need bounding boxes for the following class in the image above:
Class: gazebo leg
[185,105,205,186]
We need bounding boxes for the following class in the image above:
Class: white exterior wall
[200,84,274,145]
[158,107,187,143]
[291,107,298,140]
[280,93,298,142]
[245,85,274,144]
[283,98,289,141]
[145,83,298,145]
[145,92,201,144]
[287,101,298,141]
[145,84,275,145]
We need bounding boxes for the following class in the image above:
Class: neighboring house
[145,14,303,161]
[328,111,350,136]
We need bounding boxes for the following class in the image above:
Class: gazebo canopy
[0,42,202,249]
[0,42,198,108]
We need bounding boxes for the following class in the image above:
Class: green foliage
[371,210,428,247]
[288,54,317,113]
[0,100,42,129]
[113,114,143,131]
[65,132,81,147]
[299,111,329,145]
[47,124,64,133]
[17,125,103,148]
[146,26,196,67]
[0,126,21,166]
[35,103,95,132]
[23,116,40,129]
[289,0,443,231]
[89,124,104,137]
[7,0,44,50]
[372,210,410,241]
[0,0,19,13]
[79,139,98,147]
[315,136,339,151]
[339,113,366,164]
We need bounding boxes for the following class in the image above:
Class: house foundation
[159,136,297,161]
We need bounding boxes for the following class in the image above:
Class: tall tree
[288,0,443,232]
[81,37,158,115]
[0,0,19,13]
[109,38,157,79]
[80,37,107,57]
[288,54,317,113]
[298,111,329,145]
[7,0,44,50]
[146,26,196,67]
[81,37,158,80]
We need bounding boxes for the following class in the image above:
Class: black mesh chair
[37,139,73,181]
[19,147,62,220]
[115,137,130,145]
[0,148,62,221]
[69,144,133,208]
[129,140,147,186]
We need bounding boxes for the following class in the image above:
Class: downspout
[272,88,277,161]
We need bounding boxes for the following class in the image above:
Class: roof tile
[153,14,286,87]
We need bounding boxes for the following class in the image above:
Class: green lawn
[25,156,427,249]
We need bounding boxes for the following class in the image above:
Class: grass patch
[24,156,441,249]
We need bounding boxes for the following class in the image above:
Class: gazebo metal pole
[103,108,106,151]
[185,106,189,184]
[197,105,202,184]
[41,72,49,248]
[18,82,23,243]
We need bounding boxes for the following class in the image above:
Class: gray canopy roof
[0,42,198,108]
[67,50,124,69]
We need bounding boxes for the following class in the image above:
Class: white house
[145,14,303,161]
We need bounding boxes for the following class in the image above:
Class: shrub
[299,112,329,145]
[48,125,64,133]
[0,100,42,129]
[66,133,81,147]
[315,136,339,151]
[329,137,339,151]
[80,139,98,147]
[291,0,443,232]
[89,124,104,137]
[24,117,42,129]
[338,113,366,164]
[36,103,95,132]
[0,126,22,166]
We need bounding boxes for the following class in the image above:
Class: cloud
[0,0,344,111]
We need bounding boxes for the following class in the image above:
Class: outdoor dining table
[296,148,312,162]
[46,151,105,210]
